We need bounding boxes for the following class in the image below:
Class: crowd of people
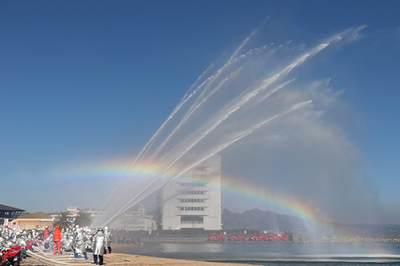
[0,225,113,265]
[111,229,144,245]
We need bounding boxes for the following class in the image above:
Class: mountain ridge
[222,208,400,237]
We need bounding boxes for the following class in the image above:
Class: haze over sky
[1,0,399,224]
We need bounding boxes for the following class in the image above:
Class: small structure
[13,212,53,230]
[0,203,25,226]
[109,205,157,233]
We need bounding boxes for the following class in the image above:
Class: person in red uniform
[53,225,62,255]
[43,226,50,240]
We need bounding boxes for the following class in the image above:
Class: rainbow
[48,157,170,183]
[220,176,319,228]
[62,159,398,236]
[50,156,394,244]
[49,157,320,228]
[48,156,394,255]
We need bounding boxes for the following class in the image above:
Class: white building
[158,155,222,231]
[62,206,156,232]
[108,205,156,233]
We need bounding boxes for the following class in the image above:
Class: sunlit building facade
[13,212,53,230]
[158,155,222,231]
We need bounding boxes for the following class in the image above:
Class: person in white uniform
[92,228,106,265]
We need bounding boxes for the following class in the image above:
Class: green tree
[53,212,73,230]
[74,211,92,227]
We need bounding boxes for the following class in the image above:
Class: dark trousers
[75,251,88,260]
[93,254,103,265]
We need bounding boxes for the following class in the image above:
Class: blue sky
[1,0,399,223]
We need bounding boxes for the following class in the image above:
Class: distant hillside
[222,208,400,237]
[222,208,307,232]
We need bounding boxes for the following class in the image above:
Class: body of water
[123,242,400,265]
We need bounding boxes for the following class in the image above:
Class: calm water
[125,242,400,265]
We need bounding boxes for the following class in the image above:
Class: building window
[181,216,204,224]
[179,182,206,187]
[178,198,206,203]
[178,207,206,211]
[179,190,206,195]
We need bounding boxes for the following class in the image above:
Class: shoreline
[108,253,258,266]
[22,253,258,266]
[111,243,261,265]
[21,238,400,265]
[118,235,400,244]
[21,244,259,266]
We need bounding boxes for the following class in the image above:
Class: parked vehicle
[207,233,226,241]
[249,233,268,241]
[206,231,289,242]
[228,233,247,241]
[268,232,287,241]
[0,245,22,266]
